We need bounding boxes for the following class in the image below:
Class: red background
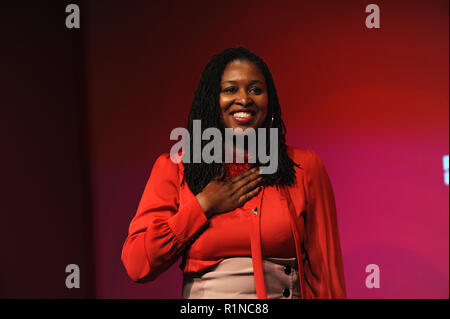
[2,0,448,298]
[83,0,448,298]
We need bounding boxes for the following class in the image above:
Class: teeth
[233,112,252,118]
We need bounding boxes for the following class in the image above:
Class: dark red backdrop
[84,0,448,298]
[2,0,448,298]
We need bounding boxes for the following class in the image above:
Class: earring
[270,115,274,127]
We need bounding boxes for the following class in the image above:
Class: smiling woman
[220,60,269,129]
[181,47,299,196]
[121,46,347,299]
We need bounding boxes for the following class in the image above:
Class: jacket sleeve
[302,150,347,298]
[121,153,209,282]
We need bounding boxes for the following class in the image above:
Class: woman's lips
[231,111,254,124]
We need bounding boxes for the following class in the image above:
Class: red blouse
[121,146,347,299]
[187,161,296,260]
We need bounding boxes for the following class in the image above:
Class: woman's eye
[223,87,237,94]
[249,87,263,94]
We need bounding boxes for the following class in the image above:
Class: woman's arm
[121,153,209,282]
[302,150,347,298]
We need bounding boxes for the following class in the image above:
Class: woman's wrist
[196,193,214,219]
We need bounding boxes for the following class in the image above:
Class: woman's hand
[196,167,263,219]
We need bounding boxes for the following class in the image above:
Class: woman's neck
[224,144,256,164]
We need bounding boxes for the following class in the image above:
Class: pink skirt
[182,257,301,299]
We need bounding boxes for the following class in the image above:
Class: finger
[247,175,264,191]
[230,167,260,186]
[229,167,258,184]
[232,168,261,192]
[235,175,263,198]
[237,185,262,205]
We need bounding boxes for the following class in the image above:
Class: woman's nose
[235,90,252,106]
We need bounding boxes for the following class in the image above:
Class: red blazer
[121,145,347,298]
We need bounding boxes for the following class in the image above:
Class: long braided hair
[181,46,300,195]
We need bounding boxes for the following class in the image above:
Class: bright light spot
[443,155,449,186]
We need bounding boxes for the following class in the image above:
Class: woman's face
[219,60,268,131]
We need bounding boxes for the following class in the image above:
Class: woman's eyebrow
[248,80,264,85]
[221,80,264,85]
[221,80,237,84]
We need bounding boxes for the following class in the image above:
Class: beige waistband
[182,257,301,299]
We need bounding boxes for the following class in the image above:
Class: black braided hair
[181,46,300,195]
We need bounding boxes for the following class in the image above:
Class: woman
[121,47,346,299]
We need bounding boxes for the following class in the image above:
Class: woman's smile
[230,109,256,124]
